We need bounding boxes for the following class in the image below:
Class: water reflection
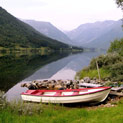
[5,51,105,101]
[0,52,70,92]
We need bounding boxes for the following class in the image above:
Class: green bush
[89,53,122,69]
[110,62,123,81]
[108,38,123,56]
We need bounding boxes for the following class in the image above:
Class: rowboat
[21,87,111,103]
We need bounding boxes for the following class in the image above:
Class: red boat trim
[21,87,111,97]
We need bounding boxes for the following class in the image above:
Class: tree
[115,0,123,27]
[116,0,123,10]
[108,38,123,56]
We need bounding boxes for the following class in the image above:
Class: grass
[76,68,111,80]
[0,99,123,123]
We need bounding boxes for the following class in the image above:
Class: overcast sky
[0,0,122,30]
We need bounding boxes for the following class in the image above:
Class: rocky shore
[21,77,123,96]
[21,79,80,90]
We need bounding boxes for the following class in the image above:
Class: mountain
[23,20,73,45]
[0,7,69,49]
[66,20,123,49]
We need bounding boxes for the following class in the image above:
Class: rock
[54,84,62,90]
[114,82,118,86]
[47,83,55,90]
[21,83,26,87]
[93,77,97,80]
[66,84,70,89]
[90,80,96,84]
[76,80,79,84]
[21,78,119,91]
[37,83,42,88]
[80,79,84,83]
[83,77,90,83]
[74,84,79,89]
[43,80,48,82]
[52,80,56,83]
[28,84,37,90]
[70,85,74,89]
[104,103,112,107]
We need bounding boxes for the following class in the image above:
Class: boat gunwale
[21,87,111,97]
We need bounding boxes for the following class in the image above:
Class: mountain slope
[23,20,73,45]
[0,7,69,49]
[66,20,123,49]
[84,20,123,49]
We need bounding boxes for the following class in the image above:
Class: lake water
[0,51,105,101]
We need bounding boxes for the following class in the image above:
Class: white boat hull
[21,88,110,103]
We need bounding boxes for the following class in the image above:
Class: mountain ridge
[0,7,69,49]
[65,20,123,49]
[23,20,73,45]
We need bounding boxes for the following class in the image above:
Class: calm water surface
[0,51,105,101]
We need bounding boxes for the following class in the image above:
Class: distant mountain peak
[23,19,73,45]
[65,20,123,49]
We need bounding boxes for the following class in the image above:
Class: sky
[0,0,122,30]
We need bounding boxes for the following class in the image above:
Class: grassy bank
[76,68,110,81]
[0,99,123,123]
[0,91,123,123]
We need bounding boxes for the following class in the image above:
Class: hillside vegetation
[0,7,69,49]
[77,38,123,81]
